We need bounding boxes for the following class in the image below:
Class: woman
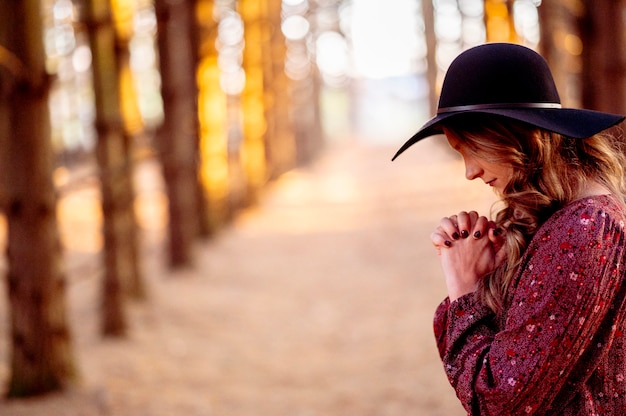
[393,43,626,415]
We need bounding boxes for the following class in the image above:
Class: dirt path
[0,139,496,415]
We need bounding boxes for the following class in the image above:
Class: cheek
[499,166,514,184]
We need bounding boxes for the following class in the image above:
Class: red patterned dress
[434,195,626,415]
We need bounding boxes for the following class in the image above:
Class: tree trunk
[421,0,437,116]
[186,1,213,238]
[78,0,140,336]
[579,0,626,114]
[155,0,202,268]
[291,0,323,166]
[239,0,270,201]
[112,0,146,300]
[265,0,296,179]
[484,0,519,43]
[537,1,581,108]
[196,0,232,231]
[1,0,77,397]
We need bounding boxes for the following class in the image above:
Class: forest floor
[0,138,496,416]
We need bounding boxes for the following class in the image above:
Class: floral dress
[434,195,626,415]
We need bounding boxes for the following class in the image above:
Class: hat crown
[438,43,561,110]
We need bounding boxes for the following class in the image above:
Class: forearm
[434,294,500,414]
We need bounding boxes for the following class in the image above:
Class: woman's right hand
[430,211,506,301]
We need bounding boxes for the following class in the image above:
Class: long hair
[444,114,626,313]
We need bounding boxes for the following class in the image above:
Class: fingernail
[473,231,481,239]
[452,232,460,240]
[460,230,469,238]
[444,240,452,247]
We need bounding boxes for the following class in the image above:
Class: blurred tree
[238,0,270,203]
[291,0,323,166]
[0,0,77,396]
[77,0,140,336]
[265,0,296,179]
[579,0,626,115]
[537,0,582,107]
[196,0,232,231]
[484,0,518,43]
[186,3,212,239]
[154,0,204,267]
[422,0,437,116]
[111,0,146,298]
[0,11,8,208]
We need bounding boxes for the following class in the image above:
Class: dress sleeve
[433,201,626,415]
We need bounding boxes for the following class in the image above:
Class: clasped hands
[430,211,507,301]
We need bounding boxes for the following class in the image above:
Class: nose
[464,156,483,181]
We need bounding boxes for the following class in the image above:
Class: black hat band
[437,102,562,114]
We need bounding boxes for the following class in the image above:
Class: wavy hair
[444,114,626,312]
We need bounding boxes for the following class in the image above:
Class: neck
[576,180,611,199]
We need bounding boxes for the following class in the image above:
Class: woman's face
[446,133,514,194]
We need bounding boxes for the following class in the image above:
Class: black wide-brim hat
[392,43,625,160]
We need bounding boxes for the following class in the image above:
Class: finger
[431,230,453,248]
[489,226,506,248]
[456,211,472,238]
[439,217,460,240]
[471,216,490,239]
[469,211,480,223]
[491,228,507,265]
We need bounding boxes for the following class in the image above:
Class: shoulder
[543,194,624,233]
[528,194,626,255]
[510,195,626,309]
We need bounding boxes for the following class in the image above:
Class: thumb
[489,227,507,266]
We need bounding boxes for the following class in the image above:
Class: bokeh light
[513,0,540,46]
[348,0,423,79]
[217,10,246,95]
[41,0,542,158]
[316,31,349,86]
[282,15,310,41]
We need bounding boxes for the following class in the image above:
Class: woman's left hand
[430,211,506,301]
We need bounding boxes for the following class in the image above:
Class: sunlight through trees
[1,0,626,401]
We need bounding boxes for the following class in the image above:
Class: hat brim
[391,108,625,161]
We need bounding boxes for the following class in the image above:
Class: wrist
[446,278,477,302]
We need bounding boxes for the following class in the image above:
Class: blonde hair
[444,114,626,312]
